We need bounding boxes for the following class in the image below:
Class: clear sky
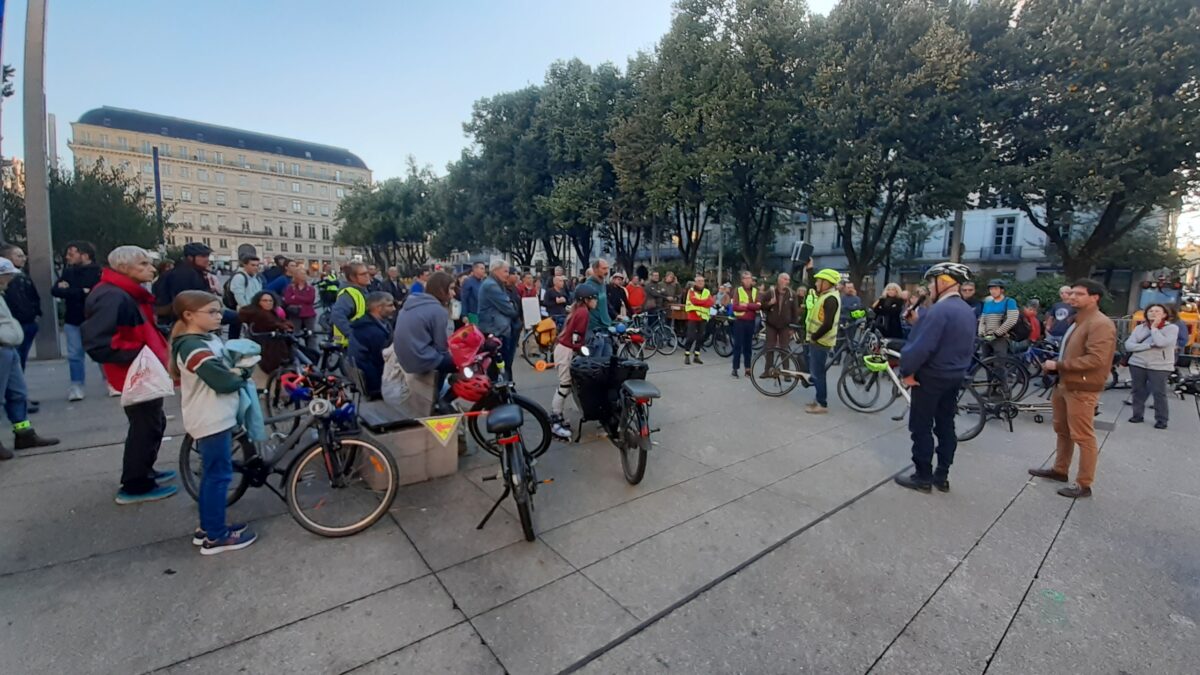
[0,0,835,180]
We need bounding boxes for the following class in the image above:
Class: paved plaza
[1,356,1198,674]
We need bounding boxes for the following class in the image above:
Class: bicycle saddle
[486,403,525,434]
[621,380,661,401]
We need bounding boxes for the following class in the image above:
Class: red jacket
[82,268,169,392]
[557,305,591,351]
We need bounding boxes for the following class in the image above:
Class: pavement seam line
[555,466,908,675]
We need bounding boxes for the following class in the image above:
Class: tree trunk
[1062,254,1095,282]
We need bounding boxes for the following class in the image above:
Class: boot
[684,353,691,365]
[693,352,703,365]
[14,429,59,450]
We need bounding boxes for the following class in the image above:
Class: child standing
[549,285,598,439]
[169,290,258,555]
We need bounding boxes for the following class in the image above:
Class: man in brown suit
[761,273,800,376]
[1029,279,1116,498]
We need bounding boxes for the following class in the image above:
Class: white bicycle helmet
[923,262,972,285]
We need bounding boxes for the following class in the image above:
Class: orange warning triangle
[421,415,462,446]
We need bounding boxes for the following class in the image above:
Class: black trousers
[683,320,705,353]
[122,397,166,494]
[908,373,961,481]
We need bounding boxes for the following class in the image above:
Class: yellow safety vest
[805,288,841,347]
[685,288,712,321]
[733,287,759,319]
[333,286,366,346]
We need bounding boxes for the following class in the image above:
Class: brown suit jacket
[1057,306,1116,393]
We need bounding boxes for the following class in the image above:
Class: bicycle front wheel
[467,394,553,458]
[955,385,988,442]
[750,348,802,397]
[286,438,399,537]
[837,361,898,413]
[619,400,650,484]
[178,433,252,505]
[655,325,678,356]
[713,325,732,358]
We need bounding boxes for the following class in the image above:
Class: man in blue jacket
[349,292,397,400]
[460,262,486,322]
[895,262,978,493]
[477,260,520,367]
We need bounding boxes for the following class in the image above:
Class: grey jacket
[1124,322,1178,371]
[0,296,23,347]
[330,282,368,340]
[477,275,519,338]
[392,293,450,374]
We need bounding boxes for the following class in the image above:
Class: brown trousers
[763,325,791,370]
[1051,387,1101,488]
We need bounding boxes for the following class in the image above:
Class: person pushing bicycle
[894,262,977,493]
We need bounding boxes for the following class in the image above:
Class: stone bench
[355,371,459,486]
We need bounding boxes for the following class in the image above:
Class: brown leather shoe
[1057,485,1092,498]
[1028,468,1069,482]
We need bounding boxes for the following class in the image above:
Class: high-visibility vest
[733,287,758,319]
[806,288,841,347]
[333,286,366,346]
[685,288,712,321]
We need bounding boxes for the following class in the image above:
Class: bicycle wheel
[655,325,679,356]
[752,329,765,352]
[750,348,802,397]
[286,437,399,537]
[975,356,1028,401]
[837,361,898,413]
[954,385,988,442]
[467,394,553,459]
[619,399,649,484]
[178,433,252,505]
[713,324,732,357]
[509,443,536,541]
[619,340,647,361]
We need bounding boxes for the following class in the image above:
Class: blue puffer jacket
[476,275,519,338]
[392,293,450,374]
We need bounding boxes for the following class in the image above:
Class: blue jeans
[731,320,755,371]
[807,344,830,407]
[908,373,962,480]
[18,322,38,370]
[197,429,235,540]
[64,323,87,384]
[0,348,28,424]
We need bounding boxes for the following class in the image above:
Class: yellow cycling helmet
[814,268,841,285]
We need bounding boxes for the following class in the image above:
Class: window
[323,246,331,255]
[239,192,250,208]
[265,241,274,252]
[238,154,246,167]
[305,183,314,194]
[307,203,316,215]
[292,200,302,213]
[178,145,187,158]
[160,144,170,157]
[180,166,190,179]
[215,191,226,206]
[180,188,192,202]
[309,244,317,254]
[260,177,270,189]
[322,226,330,240]
[294,223,302,237]
[198,190,209,204]
[140,140,151,154]
[141,162,152,174]
[261,196,271,210]
[196,149,206,162]
[309,224,317,239]
[241,219,250,232]
[238,175,247,187]
[335,170,342,182]
[162,165,172,177]
[276,179,285,191]
[217,215,226,228]
[203,237,211,247]
[336,187,345,198]
[163,185,174,199]
[218,238,228,249]
[197,169,208,182]
[276,161,285,173]
[281,242,288,253]
[992,216,1016,255]
[261,159,269,171]
[291,182,300,193]
[320,203,330,216]
[200,214,211,228]
[291,163,300,176]
[214,152,223,164]
[99,133,109,147]
[320,185,329,198]
[215,172,225,185]
[117,137,128,150]
[264,225,272,236]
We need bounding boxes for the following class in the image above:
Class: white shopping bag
[380,345,411,406]
[121,346,175,407]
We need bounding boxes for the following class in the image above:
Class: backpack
[1009,300,1032,341]
[222,271,246,310]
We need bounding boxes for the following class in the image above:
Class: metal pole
[24,0,60,359]
[716,222,723,286]
[0,0,8,248]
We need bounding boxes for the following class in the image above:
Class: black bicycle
[178,372,399,538]
[251,330,346,417]
[461,337,554,459]
[475,404,549,541]
[571,350,661,484]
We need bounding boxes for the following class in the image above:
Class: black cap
[183,242,212,257]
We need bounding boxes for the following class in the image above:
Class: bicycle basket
[612,358,649,385]
[570,356,611,387]
[863,355,889,373]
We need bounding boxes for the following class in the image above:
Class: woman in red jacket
[548,285,598,440]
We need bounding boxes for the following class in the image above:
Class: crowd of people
[3,237,1182,554]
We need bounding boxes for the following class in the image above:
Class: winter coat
[52,262,102,326]
[392,292,451,374]
[82,268,169,391]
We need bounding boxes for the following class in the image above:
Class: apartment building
[68,106,370,270]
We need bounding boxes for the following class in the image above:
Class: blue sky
[1,0,836,180]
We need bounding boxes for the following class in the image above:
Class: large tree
[807,0,997,286]
[334,160,441,270]
[981,0,1200,279]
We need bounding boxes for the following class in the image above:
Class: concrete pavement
[1,356,1196,674]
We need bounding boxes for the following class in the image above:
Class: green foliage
[1006,275,1068,312]
[334,159,440,269]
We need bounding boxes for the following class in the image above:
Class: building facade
[68,106,370,270]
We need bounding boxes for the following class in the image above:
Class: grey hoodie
[1124,322,1178,371]
[392,292,450,374]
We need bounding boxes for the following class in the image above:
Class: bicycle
[749,328,813,397]
[704,314,733,358]
[614,324,650,361]
[475,403,551,541]
[630,310,677,356]
[178,371,399,538]
[570,349,661,484]
[460,335,554,460]
[837,341,988,442]
[252,330,346,418]
[520,323,557,368]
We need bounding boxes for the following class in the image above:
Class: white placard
[522,296,542,329]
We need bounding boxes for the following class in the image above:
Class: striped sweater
[978,296,1019,337]
[171,333,245,439]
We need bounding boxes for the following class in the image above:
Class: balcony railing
[979,245,1023,261]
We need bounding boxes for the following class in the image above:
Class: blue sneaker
[201,529,258,556]
[151,469,178,482]
[192,523,247,546]
[115,484,178,505]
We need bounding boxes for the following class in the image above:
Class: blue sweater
[460,275,483,317]
[900,294,977,379]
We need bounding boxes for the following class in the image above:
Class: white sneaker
[67,384,85,402]
[107,384,121,397]
[551,423,572,440]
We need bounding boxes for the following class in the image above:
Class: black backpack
[222,271,246,310]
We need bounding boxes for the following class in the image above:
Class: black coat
[4,272,41,325]
[153,264,210,316]
[51,262,102,326]
[349,316,391,399]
